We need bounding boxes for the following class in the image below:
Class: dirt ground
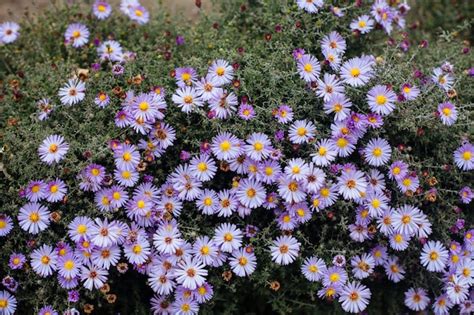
[0,0,213,21]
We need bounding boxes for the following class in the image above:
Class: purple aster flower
[437,102,457,126]
[25,180,47,202]
[94,92,110,108]
[46,179,67,203]
[292,48,305,60]
[179,150,191,161]
[175,67,198,87]
[92,1,112,20]
[453,142,474,171]
[238,103,255,120]
[273,104,294,124]
[244,225,259,238]
[38,305,58,315]
[8,253,26,270]
[459,186,472,204]
[333,254,347,267]
[68,290,80,303]
[112,64,125,76]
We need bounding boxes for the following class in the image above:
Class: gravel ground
[0,0,212,21]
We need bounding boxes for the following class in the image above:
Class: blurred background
[0,0,213,21]
[1,0,471,38]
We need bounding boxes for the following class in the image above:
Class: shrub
[0,0,473,314]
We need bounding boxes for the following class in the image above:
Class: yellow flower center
[239,257,248,266]
[392,167,400,175]
[297,127,307,136]
[358,20,366,28]
[77,224,87,234]
[246,188,256,198]
[373,147,382,157]
[133,245,142,254]
[181,73,191,81]
[265,167,273,176]
[296,208,305,217]
[288,181,298,192]
[394,234,403,243]
[219,141,231,152]
[401,215,411,224]
[329,273,340,282]
[336,138,348,148]
[49,144,58,153]
[135,9,143,17]
[137,200,145,209]
[224,233,233,242]
[375,95,387,105]
[371,199,381,209]
[41,255,50,264]
[283,215,291,223]
[32,185,41,193]
[402,178,411,187]
[334,103,342,112]
[216,67,225,76]
[320,188,330,197]
[122,152,132,162]
[200,246,209,255]
[64,260,74,270]
[50,185,58,193]
[350,68,361,77]
[253,142,263,151]
[462,151,472,161]
[308,265,318,273]
[29,212,40,223]
[181,303,190,312]
[183,96,193,104]
[429,251,439,261]
[198,286,207,295]
[139,101,149,111]
[403,86,411,93]
[122,171,131,179]
[0,299,8,308]
[303,63,313,73]
[12,257,20,265]
[203,197,213,207]
[72,31,81,38]
[292,166,300,174]
[98,4,106,12]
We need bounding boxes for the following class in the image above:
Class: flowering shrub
[0,0,473,314]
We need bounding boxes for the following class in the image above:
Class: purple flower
[244,225,259,237]
[455,219,465,230]
[112,64,124,76]
[238,103,255,120]
[91,63,101,71]
[2,276,18,292]
[292,48,305,60]
[68,290,80,302]
[274,130,285,142]
[179,150,191,161]
[459,186,473,204]
[176,35,185,46]
[9,253,26,270]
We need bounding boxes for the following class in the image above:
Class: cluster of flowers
[297,0,410,35]
[0,0,473,314]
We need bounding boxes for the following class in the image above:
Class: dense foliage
[0,0,473,314]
